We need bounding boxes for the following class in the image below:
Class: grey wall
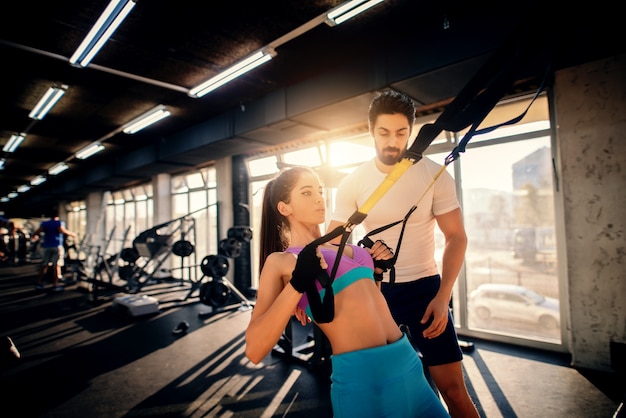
[555,53,626,372]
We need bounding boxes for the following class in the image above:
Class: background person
[33,210,77,291]
[4,221,29,265]
[245,166,449,418]
[328,90,479,417]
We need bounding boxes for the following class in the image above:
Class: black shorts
[381,275,463,367]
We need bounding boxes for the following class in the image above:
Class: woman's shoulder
[267,250,297,262]
[263,251,297,275]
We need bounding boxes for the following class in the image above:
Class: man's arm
[421,207,467,339]
[59,225,77,239]
[32,225,43,239]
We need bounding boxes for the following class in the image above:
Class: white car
[468,284,560,329]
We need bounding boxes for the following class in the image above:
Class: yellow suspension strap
[357,162,449,284]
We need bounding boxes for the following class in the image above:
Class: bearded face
[371,113,411,166]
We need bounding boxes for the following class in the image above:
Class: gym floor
[1,262,623,418]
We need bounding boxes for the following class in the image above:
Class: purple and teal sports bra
[285,244,375,321]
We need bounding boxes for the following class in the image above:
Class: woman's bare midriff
[317,278,403,355]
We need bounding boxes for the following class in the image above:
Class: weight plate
[172,240,194,257]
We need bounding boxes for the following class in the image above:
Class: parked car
[468,283,560,329]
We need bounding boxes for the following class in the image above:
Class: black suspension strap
[301,12,553,322]
[355,161,449,285]
[299,224,348,323]
[357,205,416,284]
[354,67,551,284]
[444,63,552,165]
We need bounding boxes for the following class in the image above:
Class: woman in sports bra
[245,166,449,418]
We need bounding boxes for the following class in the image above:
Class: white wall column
[153,173,172,225]
[555,53,626,371]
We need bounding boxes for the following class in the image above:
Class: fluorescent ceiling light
[69,0,137,67]
[0,158,5,170]
[76,142,105,160]
[28,84,68,120]
[326,0,385,26]
[0,197,8,203]
[31,175,47,186]
[3,133,26,153]
[48,162,69,175]
[17,185,31,193]
[122,104,171,134]
[189,47,276,98]
[8,192,18,198]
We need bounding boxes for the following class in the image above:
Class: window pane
[172,175,188,193]
[283,147,321,167]
[136,200,148,234]
[186,172,204,189]
[329,136,374,168]
[248,156,279,177]
[189,190,207,213]
[173,193,189,219]
[462,136,560,343]
[249,179,270,287]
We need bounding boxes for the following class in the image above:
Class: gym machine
[81,208,202,302]
[118,209,201,293]
[80,225,132,299]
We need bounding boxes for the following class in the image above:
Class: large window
[105,184,154,256]
[171,167,219,280]
[66,200,87,244]
[456,123,559,345]
[246,93,562,350]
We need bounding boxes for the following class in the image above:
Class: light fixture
[325,0,385,26]
[48,162,69,175]
[7,192,18,198]
[69,0,137,67]
[189,47,277,98]
[0,197,8,203]
[17,185,31,193]
[28,84,68,120]
[76,142,105,160]
[30,175,47,186]
[3,133,26,153]
[122,105,171,134]
[0,158,5,170]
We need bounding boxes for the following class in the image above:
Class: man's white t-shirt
[331,157,460,283]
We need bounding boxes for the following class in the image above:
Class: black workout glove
[290,242,335,323]
[290,243,330,293]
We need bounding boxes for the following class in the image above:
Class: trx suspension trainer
[303,14,554,323]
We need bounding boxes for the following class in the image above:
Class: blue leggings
[330,334,449,417]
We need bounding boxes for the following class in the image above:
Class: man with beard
[328,90,479,417]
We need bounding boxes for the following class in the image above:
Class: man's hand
[370,240,394,262]
[368,240,394,278]
[421,294,451,339]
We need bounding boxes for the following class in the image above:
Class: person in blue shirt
[33,210,77,291]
